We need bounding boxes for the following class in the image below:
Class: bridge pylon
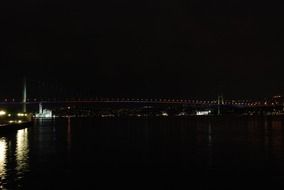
[217,94,224,115]
[22,77,27,112]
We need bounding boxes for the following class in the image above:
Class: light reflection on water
[0,129,29,189]
[0,137,7,178]
[0,137,8,189]
[16,129,29,174]
[1,117,284,188]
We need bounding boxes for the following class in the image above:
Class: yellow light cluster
[17,113,28,117]
[9,120,23,124]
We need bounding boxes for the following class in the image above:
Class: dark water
[1,117,284,189]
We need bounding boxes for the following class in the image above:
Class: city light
[17,113,26,117]
[9,120,23,124]
[0,110,6,116]
[161,112,168,117]
[196,110,211,116]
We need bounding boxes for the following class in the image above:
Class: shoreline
[0,121,33,133]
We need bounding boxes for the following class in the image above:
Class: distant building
[35,109,53,118]
[196,110,211,116]
[35,103,53,118]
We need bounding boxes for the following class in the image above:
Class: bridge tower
[217,94,224,115]
[22,77,27,112]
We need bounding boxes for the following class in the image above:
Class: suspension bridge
[0,78,281,114]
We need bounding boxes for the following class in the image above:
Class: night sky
[1,1,284,99]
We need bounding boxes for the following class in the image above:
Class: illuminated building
[35,103,52,118]
[196,110,211,116]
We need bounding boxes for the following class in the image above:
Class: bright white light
[35,109,52,118]
[0,110,6,116]
[162,112,168,117]
[17,113,25,117]
[196,111,211,116]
